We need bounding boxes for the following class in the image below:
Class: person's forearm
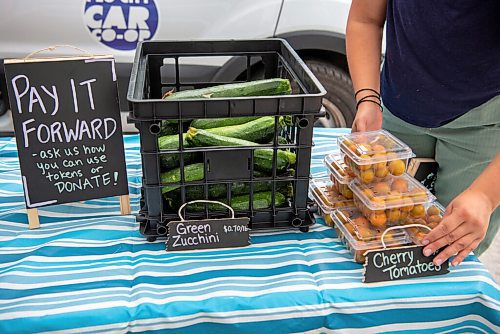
[468,153,500,211]
[346,0,386,101]
[346,22,383,97]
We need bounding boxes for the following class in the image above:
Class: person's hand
[422,188,494,267]
[351,102,382,132]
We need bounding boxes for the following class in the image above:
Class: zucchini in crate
[175,191,287,212]
[158,133,188,150]
[160,163,205,194]
[184,181,277,200]
[205,116,285,144]
[165,179,291,207]
[231,191,286,210]
[159,120,192,136]
[190,116,259,129]
[158,134,200,170]
[186,128,296,173]
[163,78,292,100]
[159,122,178,136]
[272,136,289,145]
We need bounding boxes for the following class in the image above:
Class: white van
[0,0,354,133]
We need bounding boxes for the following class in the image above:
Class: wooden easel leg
[120,195,131,215]
[27,208,40,229]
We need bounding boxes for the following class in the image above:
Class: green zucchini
[190,116,259,129]
[253,170,269,178]
[159,153,200,171]
[254,149,296,173]
[166,180,290,204]
[161,163,205,194]
[204,116,283,144]
[230,191,286,210]
[272,136,288,145]
[234,191,286,210]
[186,128,296,173]
[161,162,269,196]
[162,120,179,125]
[159,120,191,135]
[163,78,292,100]
[178,191,287,212]
[158,133,188,150]
[187,127,255,147]
[157,134,201,171]
[159,121,179,136]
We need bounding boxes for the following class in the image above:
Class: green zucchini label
[166,218,250,251]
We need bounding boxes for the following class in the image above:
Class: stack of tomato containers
[310,129,445,263]
[308,152,355,226]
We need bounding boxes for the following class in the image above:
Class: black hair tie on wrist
[355,88,381,99]
[356,97,383,112]
[356,94,381,103]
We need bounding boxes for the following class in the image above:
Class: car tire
[305,59,356,128]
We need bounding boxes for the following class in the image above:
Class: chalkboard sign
[3,55,128,210]
[363,245,449,283]
[167,218,250,251]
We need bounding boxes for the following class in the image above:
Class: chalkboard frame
[3,54,130,227]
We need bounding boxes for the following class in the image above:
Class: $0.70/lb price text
[224,225,248,233]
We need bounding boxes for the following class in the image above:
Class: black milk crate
[127,39,326,240]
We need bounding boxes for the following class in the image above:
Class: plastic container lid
[324,153,354,184]
[309,178,354,212]
[338,129,415,165]
[331,207,410,251]
[350,174,436,210]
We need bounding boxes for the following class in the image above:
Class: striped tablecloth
[0,129,498,333]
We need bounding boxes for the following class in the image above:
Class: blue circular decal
[84,0,158,51]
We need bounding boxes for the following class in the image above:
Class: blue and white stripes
[0,131,498,333]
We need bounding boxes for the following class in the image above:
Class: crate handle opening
[157,225,168,236]
[149,123,161,135]
[297,118,309,129]
[291,218,303,227]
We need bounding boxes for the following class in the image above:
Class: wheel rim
[317,98,347,128]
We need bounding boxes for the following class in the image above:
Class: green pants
[382,95,500,255]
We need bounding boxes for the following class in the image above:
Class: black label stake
[167,200,250,251]
[363,224,449,283]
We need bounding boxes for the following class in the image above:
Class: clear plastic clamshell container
[331,207,411,263]
[338,129,415,184]
[309,178,354,226]
[324,153,355,199]
[403,202,445,245]
[350,174,436,228]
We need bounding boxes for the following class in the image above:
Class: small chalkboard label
[167,218,250,251]
[3,55,128,208]
[363,245,449,283]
